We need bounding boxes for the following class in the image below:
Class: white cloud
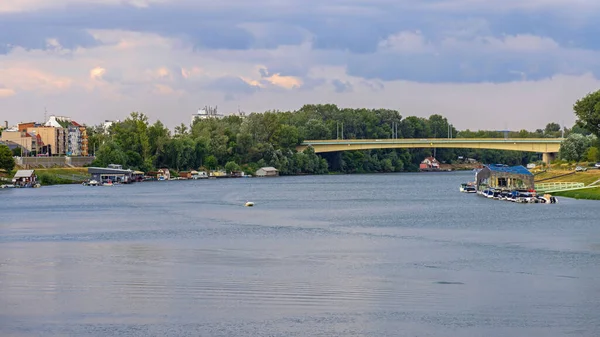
[484,34,560,52]
[378,31,432,53]
[89,67,106,80]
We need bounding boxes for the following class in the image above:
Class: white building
[102,120,120,133]
[45,115,71,128]
[255,167,279,177]
[191,106,224,125]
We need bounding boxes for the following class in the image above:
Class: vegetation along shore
[2,88,600,200]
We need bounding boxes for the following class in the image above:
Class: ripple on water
[1,173,599,337]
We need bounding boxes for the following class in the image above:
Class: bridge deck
[298,138,563,154]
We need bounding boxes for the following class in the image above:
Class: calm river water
[1,172,599,336]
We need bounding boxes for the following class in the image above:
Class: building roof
[486,164,532,176]
[14,170,35,178]
[259,166,278,172]
[87,167,132,174]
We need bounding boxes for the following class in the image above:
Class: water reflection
[1,172,599,336]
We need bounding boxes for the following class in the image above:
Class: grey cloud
[1,0,599,83]
[361,80,385,91]
[206,76,260,95]
[331,79,353,93]
[345,44,600,82]
[258,68,269,78]
[297,77,327,91]
[223,93,236,101]
[2,1,595,54]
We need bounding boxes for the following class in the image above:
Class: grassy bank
[552,188,600,200]
[34,168,90,186]
[535,169,600,185]
[535,169,600,200]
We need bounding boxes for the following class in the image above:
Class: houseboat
[473,164,557,204]
[12,170,41,188]
[191,170,208,179]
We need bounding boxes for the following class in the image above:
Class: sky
[1,0,600,131]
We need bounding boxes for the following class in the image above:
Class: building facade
[66,122,88,156]
[27,126,66,156]
[191,106,224,125]
[2,116,88,157]
[256,167,279,177]
[0,130,41,155]
[476,164,534,191]
[419,156,440,171]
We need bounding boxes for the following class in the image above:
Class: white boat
[460,183,476,193]
[245,201,254,207]
[83,180,100,186]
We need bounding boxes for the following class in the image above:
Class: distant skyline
[2,0,600,130]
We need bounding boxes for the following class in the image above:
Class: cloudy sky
[1,0,600,130]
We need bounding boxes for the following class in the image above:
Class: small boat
[103,180,114,186]
[83,180,100,186]
[460,182,476,193]
[245,201,254,207]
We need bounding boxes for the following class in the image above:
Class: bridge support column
[542,152,557,165]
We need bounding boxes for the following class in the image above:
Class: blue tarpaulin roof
[485,164,533,175]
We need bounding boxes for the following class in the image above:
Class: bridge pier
[542,152,557,165]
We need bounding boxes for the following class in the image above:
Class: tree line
[4,89,600,176]
[86,103,598,175]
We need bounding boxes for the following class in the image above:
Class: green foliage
[204,155,218,170]
[95,104,567,175]
[553,188,600,200]
[224,161,240,173]
[0,144,15,173]
[574,90,600,138]
[586,147,599,162]
[545,122,561,134]
[37,172,77,186]
[93,140,128,167]
[559,133,596,162]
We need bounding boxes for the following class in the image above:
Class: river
[1,172,599,336]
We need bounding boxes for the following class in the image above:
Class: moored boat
[460,182,476,193]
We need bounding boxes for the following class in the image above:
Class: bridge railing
[535,182,585,191]
[303,138,564,143]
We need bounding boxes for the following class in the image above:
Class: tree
[586,146,599,162]
[204,155,218,170]
[224,161,240,173]
[573,90,600,138]
[275,124,300,149]
[93,140,128,167]
[0,144,15,173]
[559,133,595,162]
[544,122,561,134]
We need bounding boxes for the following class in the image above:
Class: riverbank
[534,169,600,200]
[552,188,600,200]
[35,168,90,186]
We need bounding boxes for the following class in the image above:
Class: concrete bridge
[296,138,563,163]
